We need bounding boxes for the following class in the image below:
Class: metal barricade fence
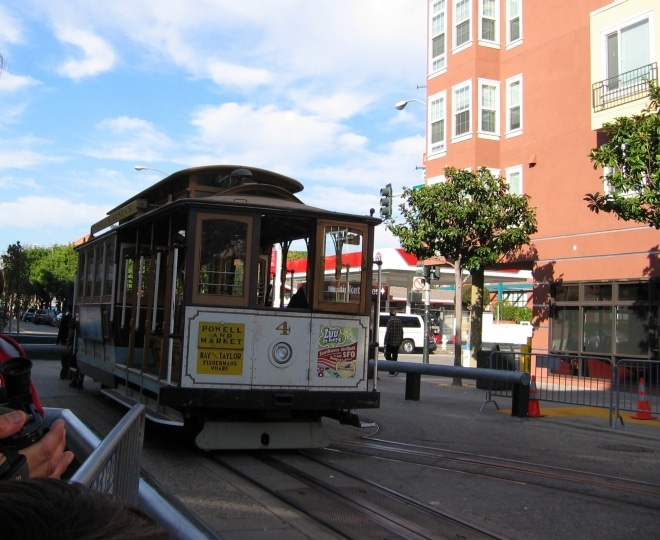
[614,359,660,426]
[483,350,660,428]
[532,354,614,410]
[46,406,216,539]
[69,404,144,503]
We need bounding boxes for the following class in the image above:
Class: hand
[0,410,74,479]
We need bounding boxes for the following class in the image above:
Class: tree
[388,167,538,384]
[1,242,31,328]
[26,244,77,311]
[585,80,660,227]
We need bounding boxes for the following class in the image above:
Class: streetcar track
[325,437,660,512]
[212,451,505,540]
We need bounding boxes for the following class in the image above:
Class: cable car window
[194,215,252,305]
[316,222,367,313]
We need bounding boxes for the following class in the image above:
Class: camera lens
[0,357,33,402]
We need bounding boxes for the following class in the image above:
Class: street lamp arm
[394,99,427,110]
[134,165,169,176]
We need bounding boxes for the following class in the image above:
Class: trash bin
[476,350,491,389]
[476,349,516,390]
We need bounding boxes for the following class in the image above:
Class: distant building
[285,246,531,312]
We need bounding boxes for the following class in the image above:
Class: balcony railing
[592,62,658,113]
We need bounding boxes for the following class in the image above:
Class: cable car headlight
[270,342,293,367]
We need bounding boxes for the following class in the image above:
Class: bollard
[405,373,421,401]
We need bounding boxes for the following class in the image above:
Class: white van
[378,314,437,354]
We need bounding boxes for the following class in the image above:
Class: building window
[551,280,659,358]
[454,0,472,50]
[479,0,499,44]
[430,0,447,73]
[478,79,499,136]
[605,17,651,91]
[505,165,523,195]
[602,164,642,198]
[428,91,446,156]
[506,0,522,46]
[452,81,472,140]
[506,74,522,136]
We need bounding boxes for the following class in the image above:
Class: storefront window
[550,280,659,359]
[583,283,612,301]
[554,284,579,301]
[583,306,613,354]
[618,282,647,302]
[616,306,650,356]
[551,306,579,351]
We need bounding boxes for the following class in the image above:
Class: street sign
[413,276,426,291]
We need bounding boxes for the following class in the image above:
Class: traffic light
[379,183,393,219]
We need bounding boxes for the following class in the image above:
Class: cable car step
[101,388,184,427]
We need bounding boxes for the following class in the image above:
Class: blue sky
[0,0,427,254]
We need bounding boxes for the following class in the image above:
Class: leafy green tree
[288,251,308,261]
[25,246,50,307]
[493,300,532,324]
[389,167,537,384]
[585,80,660,227]
[26,244,77,311]
[1,242,31,327]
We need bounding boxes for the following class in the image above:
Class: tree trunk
[452,257,463,386]
[469,269,484,367]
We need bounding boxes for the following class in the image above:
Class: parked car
[33,309,51,325]
[378,313,437,354]
[21,308,37,322]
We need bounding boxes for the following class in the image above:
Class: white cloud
[0,137,61,169]
[55,27,117,80]
[0,71,40,93]
[205,59,273,88]
[0,196,104,231]
[189,102,348,168]
[0,5,23,45]
[81,116,175,162]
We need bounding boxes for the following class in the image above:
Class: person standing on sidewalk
[55,311,73,380]
[384,311,404,376]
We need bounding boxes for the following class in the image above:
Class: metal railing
[46,406,216,539]
[371,359,531,417]
[483,351,660,428]
[592,62,658,112]
[66,404,144,504]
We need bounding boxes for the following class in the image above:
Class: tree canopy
[1,242,76,314]
[388,167,537,380]
[390,167,538,269]
[27,244,77,309]
[585,80,660,228]
[1,242,31,317]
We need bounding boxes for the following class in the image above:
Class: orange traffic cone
[528,375,545,418]
[631,378,656,420]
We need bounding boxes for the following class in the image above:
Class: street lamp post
[289,269,295,298]
[396,97,429,362]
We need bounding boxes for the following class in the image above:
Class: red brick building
[418,0,659,360]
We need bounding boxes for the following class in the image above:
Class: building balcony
[592,62,657,113]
